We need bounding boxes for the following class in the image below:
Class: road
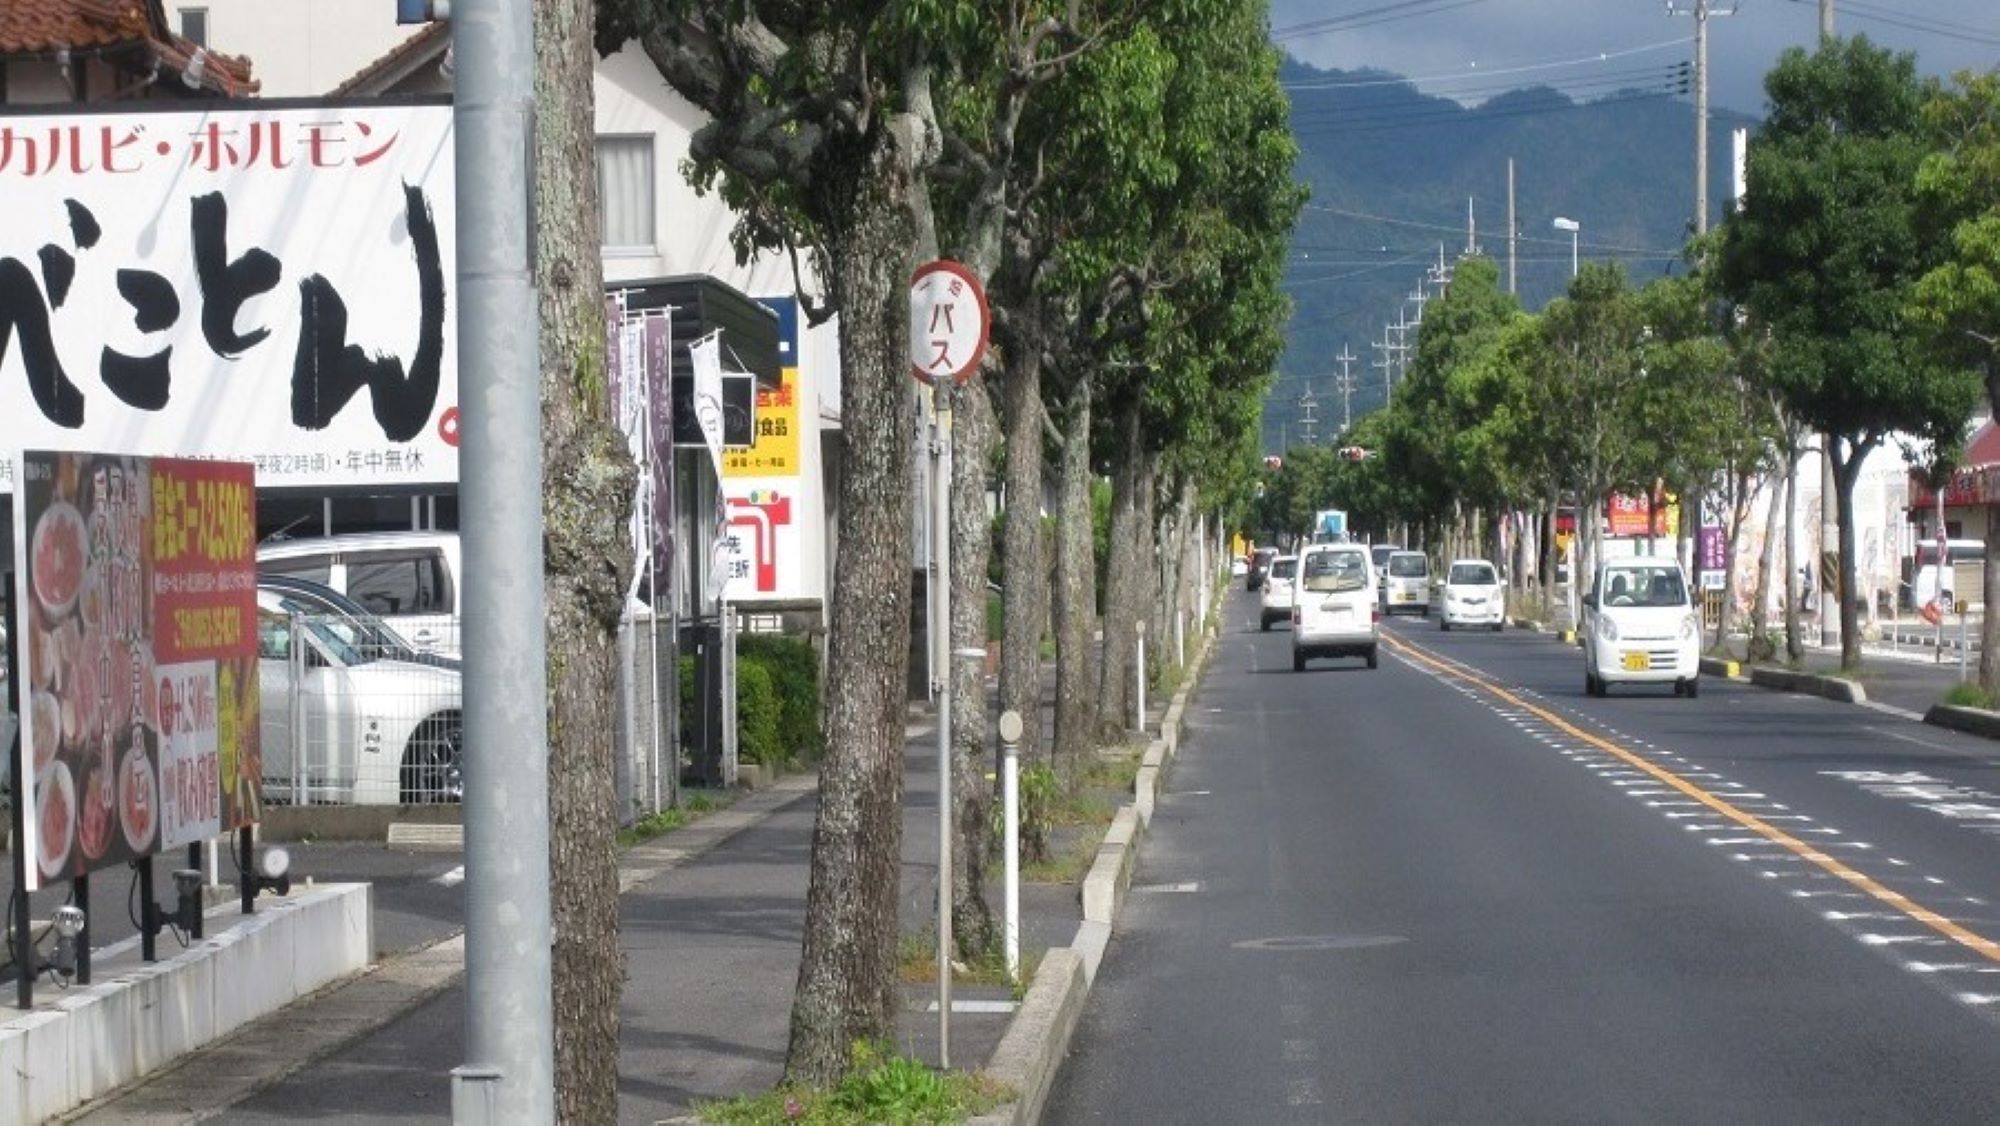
[1048,592,2000,1122]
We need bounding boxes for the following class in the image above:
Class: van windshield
[1302,551,1368,593]
[1271,558,1296,580]
[1600,565,1687,608]
[1388,555,1427,578]
[1449,563,1496,585]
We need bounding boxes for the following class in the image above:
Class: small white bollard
[999,708,1023,982]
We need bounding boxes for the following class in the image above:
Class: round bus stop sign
[909,260,989,385]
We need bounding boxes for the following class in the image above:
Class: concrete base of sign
[0,882,371,1123]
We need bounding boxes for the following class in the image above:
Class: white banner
[0,101,458,492]
[690,331,726,476]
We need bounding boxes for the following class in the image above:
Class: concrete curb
[974,619,1215,1125]
[1746,665,1867,704]
[1925,703,2000,740]
[1698,656,1743,679]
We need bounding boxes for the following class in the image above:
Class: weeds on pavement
[700,1040,1008,1124]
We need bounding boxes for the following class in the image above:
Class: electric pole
[1298,387,1320,446]
[1507,158,1517,295]
[1334,345,1358,434]
[1820,0,1834,41]
[1372,327,1395,402]
[1669,0,1736,238]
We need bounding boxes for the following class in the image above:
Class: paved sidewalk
[74,671,1096,1123]
[1716,634,1978,717]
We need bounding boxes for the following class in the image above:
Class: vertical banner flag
[690,332,727,476]
[644,311,675,581]
[13,452,260,890]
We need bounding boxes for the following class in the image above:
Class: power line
[1279,36,1693,91]
[1297,203,1688,257]
[1289,84,1688,137]
[1272,0,1497,42]
[1288,62,1687,110]
[1288,66,1690,129]
[1779,0,2000,46]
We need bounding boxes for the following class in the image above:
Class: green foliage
[1912,70,2000,401]
[738,634,823,765]
[1945,681,1995,710]
[1016,762,1059,865]
[734,660,782,768]
[699,1040,1007,1124]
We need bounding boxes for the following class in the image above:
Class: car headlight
[1599,616,1619,642]
[1680,614,1698,641]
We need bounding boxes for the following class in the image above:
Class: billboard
[0,101,457,492]
[13,451,261,890]
[720,297,812,603]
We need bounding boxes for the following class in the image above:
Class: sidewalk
[73,665,1105,1123]
[1715,631,1979,717]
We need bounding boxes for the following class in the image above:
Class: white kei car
[1581,558,1701,698]
[1292,544,1378,670]
[1259,555,1297,630]
[1439,559,1506,631]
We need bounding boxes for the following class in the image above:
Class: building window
[179,7,208,47]
[595,135,655,252]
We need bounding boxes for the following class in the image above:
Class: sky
[1269,0,1999,117]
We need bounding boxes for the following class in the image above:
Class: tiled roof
[0,0,257,95]
[332,21,449,96]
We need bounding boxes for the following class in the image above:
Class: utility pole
[1372,328,1395,402]
[1465,196,1479,256]
[1298,388,1320,446]
[1820,0,1834,41]
[1669,0,1737,238]
[1819,0,1838,645]
[1507,158,1517,295]
[1334,345,1358,434]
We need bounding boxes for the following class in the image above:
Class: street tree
[1718,37,1980,670]
[534,0,633,1117]
[1911,70,2000,691]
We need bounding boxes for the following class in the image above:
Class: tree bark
[1748,468,1783,662]
[1983,503,2000,694]
[949,380,998,959]
[1834,443,1866,672]
[1052,392,1097,775]
[534,1,631,1118]
[786,125,920,1087]
[1097,401,1144,736]
[1784,451,1803,661]
[999,324,1046,762]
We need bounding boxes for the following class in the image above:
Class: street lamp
[1552,217,1580,278]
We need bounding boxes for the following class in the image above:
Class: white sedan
[1439,559,1506,631]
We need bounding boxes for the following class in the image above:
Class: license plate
[1622,652,1650,671]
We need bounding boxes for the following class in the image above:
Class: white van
[1381,551,1431,616]
[1911,539,1984,612]
[1292,543,1378,670]
[1581,557,1700,698]
[258,532,462,656]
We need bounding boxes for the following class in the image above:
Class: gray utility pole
[1465,196,1479,256]
[1818,0,1838,644]
[450,0,556,1121]
[1507,158,1518,295]
[1298,388,1320,446]
[1372,330,1395,402]
[1335,345,1358,433]
[1668,0,1737,238]
[1389,312,1413,387]
[1821,0,1834,40]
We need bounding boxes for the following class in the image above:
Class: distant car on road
[1440,559,1505,632]
[1292,543,1378,670]
[1381,551,1431,617]
[1260,555,1297,631]
[1581,557,1700,698]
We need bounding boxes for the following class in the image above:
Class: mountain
[1269,55,1758,451]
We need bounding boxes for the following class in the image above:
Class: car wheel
[1586,672,1600,697]
[1260,617,1271,632]
[1293,650,1307,672]
[1440,619,1450,632]
[1366,648,1379,670]
[1685,677,1700,699]
[402,716,464,804]
[1492,622,1504,633]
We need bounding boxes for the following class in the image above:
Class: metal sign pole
[933,383,954,1070]
[5,576,31,1010]
[999,710,1022,981]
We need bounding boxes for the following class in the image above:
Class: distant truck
[1312,509,1349,543]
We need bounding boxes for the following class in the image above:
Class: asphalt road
[1048,592,2000,1123]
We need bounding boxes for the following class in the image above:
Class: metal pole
[1134,624,1146,732]
[933,384,954,1070]
[1694,0,1710,236]
[999,709,1022,981]
[451,0,555,1117]
[289,610,306,806]
[1822,440,1839,648]
[1507,158,1517,295]
[1961,606,1970,682]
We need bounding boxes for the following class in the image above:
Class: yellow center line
[1381,631,2000,965]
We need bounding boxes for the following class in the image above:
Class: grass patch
[700,1042,1009,1125]
[1944,681,1995,709]
[1021,829,1103,885]
[897,930,1045,992]
[616,788,727,848]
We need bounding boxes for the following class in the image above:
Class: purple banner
[1699,525,1726,572]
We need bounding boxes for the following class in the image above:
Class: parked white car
[257,587,463,805]
[258,531,462,656]
[1292,544,1378,670]
[1260,555,1297,631]
[1581,558,1701,698]
[1381,551,1431,616]
[1440,559,1506,632]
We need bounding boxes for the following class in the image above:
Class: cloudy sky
[1269,0,1998,117]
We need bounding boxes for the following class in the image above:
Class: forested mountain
[1270,55,1757,451]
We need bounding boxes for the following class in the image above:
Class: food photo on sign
[11,451,261,890]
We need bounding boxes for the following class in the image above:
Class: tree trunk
[1834,445,1864,672]
[1784,452,1803,662]
[999,328,1046,762]
[949,380,998,960]
[1748,467,1783,662]
[786,126,920,1087]
[1053,392,1097,774]
[1982,503,2000,695]
[532,2,631,1120]
[1098,401,1144,736]
[1715,469,1750,651]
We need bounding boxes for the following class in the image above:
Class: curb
[974,618,1215,1126]
[1924,703,2000,741]
[1698,656,1743,679]
[1745,665,1867,704]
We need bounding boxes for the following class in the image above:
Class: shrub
[1944,680,1994,710]
[735,659,782,767]
[738,634,822,765]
